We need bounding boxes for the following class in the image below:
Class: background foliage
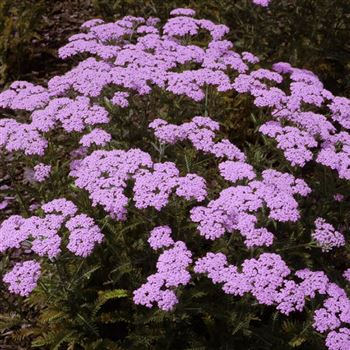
[0,1,350,349]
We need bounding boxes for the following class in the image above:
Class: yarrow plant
[0,7,349,350]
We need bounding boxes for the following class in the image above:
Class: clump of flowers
[252,0,271,7]
[0,7,349,350]
[312,218,345,252]
[3,260,41,297]
[33,163,51,182]
[79,128,112,147]
[148,226,174,250]
[0,198,103,293]
[134,227,192,311]
[71,149,207,219]
[344,269,350,283]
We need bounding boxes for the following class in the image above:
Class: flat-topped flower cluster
[0,8,349,350]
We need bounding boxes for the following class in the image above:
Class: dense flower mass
[134,236,192,311]
[0,7,349,349]
[0,198,103,294]
[71,149,207,219]
[218,161,256,183]
[148,226,174,250]
[190,169,310,245]
[312,218,345,252]
[33,163,52,182]
[326,328,350,350]
[79,128,112,147]
[149,117,246,161]
[3,260,41,297]
[65,214,104,257]
[195,251,350,335]
[252,0,271,7]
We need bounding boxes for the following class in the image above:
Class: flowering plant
[0,6,349,349]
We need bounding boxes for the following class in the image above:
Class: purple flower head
[326,328,350,350]
[41,198,78,218]
[329,97,350,129]
[65,214,104,257]
[111,92,129,108]
[133,162,179,211]
[312,218,345,252]
[334,193,345,202]
[259,122,317,167]
[313,283,350,333]
[150,116,245,161]
[252,0,271,6]
[0,215,28,252]
[176,174,207,201]
[133,240,192,310]
[343,269,350,283]
[148,226,174,250]
[31,96,110,133]
[170,8,196,17]
[0,81,49,111]
[3,260,41,297]
[219,161,256,183]
[242,51,259,64]
[0,119,48,156]
[191,169,309,245]
[79,128,112,147]
[33,163,51,182]
[23,215,63,258]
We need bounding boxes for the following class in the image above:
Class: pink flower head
[312,218,345,252]
[79,128,112,147]
[343,269,350,283]
[33,163,51,182]
[148,226,174,250]
[170,8,196,17]
[252,0,271,7]
[3,260,41,296]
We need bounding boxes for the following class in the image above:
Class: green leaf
[93,289,128,315]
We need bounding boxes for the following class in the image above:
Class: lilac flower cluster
[3,261,41,297]
[312,218,345,252]
[225,57,350,180]
[33,163,52,182]
[0,81,50,111]
[71,149,207,219]
[79,128,112,147]
[0,95,109,156]
[149,117,246,161]
[218,161,255,183]
[65,214,104,257]
[344,269,350,283]
[149,117,297,246]
[0,119,48,156]
[1,198,103,295]
[191,169,310,246]
[0,8,348,186]
[260,121,317,166]
[326,328,350,350]
[134,226,192,310]
[50,13,249,104]
[195,251,350,345]
[313,283,350,334]
[252,0,270,6]
[148,226,174,250]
